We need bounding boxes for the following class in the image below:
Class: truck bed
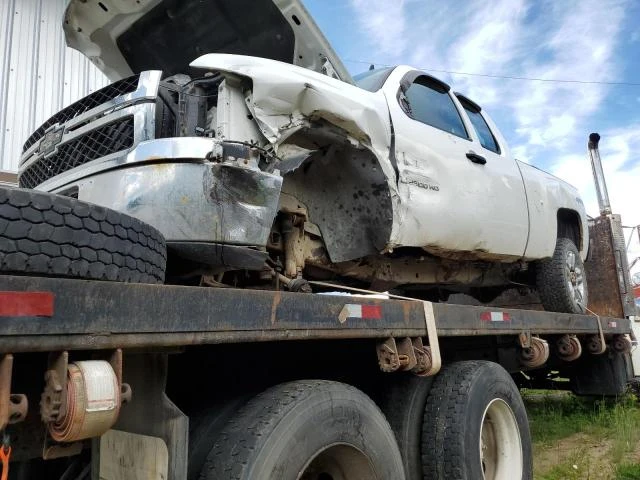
[0,274,630,353]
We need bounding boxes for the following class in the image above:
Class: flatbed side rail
[0,275,631,353]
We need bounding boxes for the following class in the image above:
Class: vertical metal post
[588,133,612,215]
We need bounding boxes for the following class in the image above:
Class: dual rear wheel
[195,361,531,480]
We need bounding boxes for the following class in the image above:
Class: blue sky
[304,0,640,259]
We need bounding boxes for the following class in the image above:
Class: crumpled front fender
[191,54,391,153]
[190,54,402,259]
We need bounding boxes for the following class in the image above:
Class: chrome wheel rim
[298,443,377,480]
[565,250,585,309]
[479,399,523,480]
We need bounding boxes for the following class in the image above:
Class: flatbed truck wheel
[421,361,532,480]
[377,375,434,480]
[199,380,405,480]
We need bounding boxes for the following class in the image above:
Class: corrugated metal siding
[0,0,108,173]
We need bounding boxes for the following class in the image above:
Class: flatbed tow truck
[0,136,636,480]
[0,231,636,480]
[0,81,638,478]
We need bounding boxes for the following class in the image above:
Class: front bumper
[40,138,283,247]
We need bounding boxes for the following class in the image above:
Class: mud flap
[570,351,632,396]
[95,353,188,480]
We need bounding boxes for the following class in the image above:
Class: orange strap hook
[0,444,11,480]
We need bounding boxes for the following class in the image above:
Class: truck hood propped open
[63,0,352,83]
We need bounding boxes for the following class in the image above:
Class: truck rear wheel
[199,380,405,480]
[537,237,588,314]
[0,187,166,283]
[377,375,434,480]
[421,361,532,480]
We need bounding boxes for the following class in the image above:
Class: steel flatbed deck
[0,274,630,353]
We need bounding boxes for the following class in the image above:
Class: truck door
[382,69,529,258]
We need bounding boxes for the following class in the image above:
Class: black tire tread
[378,375,433,480]
[0,187,166,284]
[199,380,392,480]
[421,361,484,479]
[537,237,588,313]
[421,360,532,480]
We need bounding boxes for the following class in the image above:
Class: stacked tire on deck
[0,187,166,284]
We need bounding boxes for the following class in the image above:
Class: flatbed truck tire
[377,375,434,480]
[199,379,405,480]
[187,394,254,480]
[0,187,166,284]
[421,361,532,480]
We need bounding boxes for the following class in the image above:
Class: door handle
[466,152,487,165]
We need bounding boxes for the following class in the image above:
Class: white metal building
[0,0,108,174]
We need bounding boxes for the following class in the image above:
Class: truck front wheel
[421,361,532,480]
[199,380,405,480]
[536,237,588,314]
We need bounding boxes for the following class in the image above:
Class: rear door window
[460,103,501,154]
[403,77,468,139]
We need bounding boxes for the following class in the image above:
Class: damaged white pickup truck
[16,0,588,314]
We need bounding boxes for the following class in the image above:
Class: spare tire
[0,187,166,284]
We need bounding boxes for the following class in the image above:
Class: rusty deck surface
[0,275,631,353]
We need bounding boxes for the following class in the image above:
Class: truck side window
[462,105,501,154]
[403,77,468,139]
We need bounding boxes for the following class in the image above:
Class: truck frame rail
[0,275,630,353]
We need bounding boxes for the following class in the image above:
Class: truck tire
[377,375,434,480]
[536,237,588,314]
[199,380,405,480]
[421,361,532,480]
[187,394,253,480]
[0,187,166,284]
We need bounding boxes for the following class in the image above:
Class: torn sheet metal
[190,55,393,162]
[190,54,401,260]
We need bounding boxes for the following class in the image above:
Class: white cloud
[550,125,640,271]
[348,0,626,144]
[350,0,409,57]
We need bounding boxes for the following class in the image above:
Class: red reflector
[0,292,54,317]
[361,305,382,319]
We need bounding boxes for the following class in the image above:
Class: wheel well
[557,209,582,250]
[278,126,393,263]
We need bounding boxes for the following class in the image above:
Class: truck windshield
[354,67,394,92]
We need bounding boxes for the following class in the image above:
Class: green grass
[616,463,640,480]
[524,391,640,448]
[524,391,640,479]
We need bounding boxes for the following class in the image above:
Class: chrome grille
[19,117,135,189]
[22,74,140,153]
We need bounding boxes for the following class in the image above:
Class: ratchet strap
[308,280,442,375]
